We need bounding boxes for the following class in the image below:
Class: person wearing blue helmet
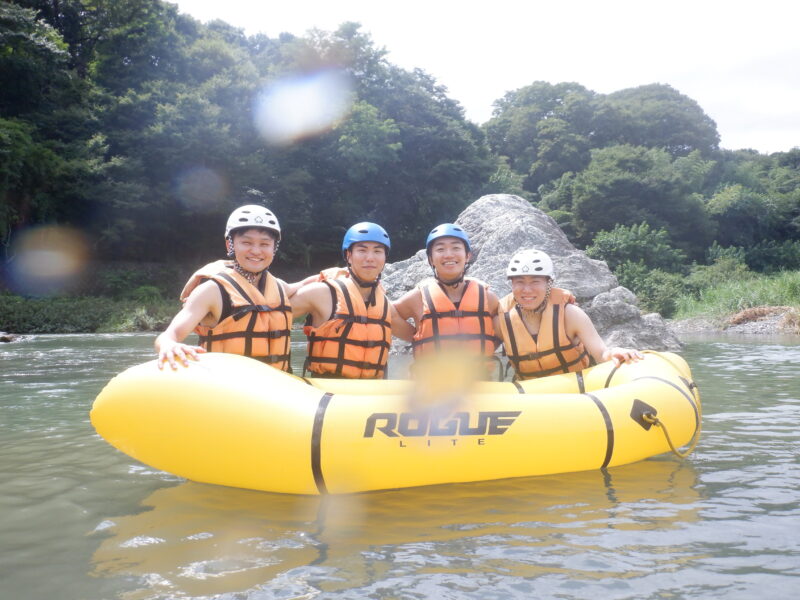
[291,222,413,378]
[394,223,500,375]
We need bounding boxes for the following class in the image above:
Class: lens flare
[175,167,229,212]
[9,225,90,296]
[406,349,487,413]
[253,69,353,145]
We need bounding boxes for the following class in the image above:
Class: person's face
[510,275,549,309]
[347,241,386,281]
[429,237,471,279]
[231,229,277,273]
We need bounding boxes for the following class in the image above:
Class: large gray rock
[383,194,681,351]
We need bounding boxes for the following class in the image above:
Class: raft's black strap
[604,364,621,388]
[311,392,333,494]
[576,371,586,394]
[512,381,525,394]
[584,392,614,468]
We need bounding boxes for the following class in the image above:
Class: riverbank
[670,306,800,336]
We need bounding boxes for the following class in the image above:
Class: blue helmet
[341,222,391,254]
[425,223,471,254]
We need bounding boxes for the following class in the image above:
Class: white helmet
[506,249,554,279]
[225,205,281,241]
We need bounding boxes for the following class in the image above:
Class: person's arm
[154,281,220,370]
[393,288,422,328]
[389,304,415,342]
[283,274,320,298]
[486,289,500,316]
[291,282,333,327]
[564,304,642,366]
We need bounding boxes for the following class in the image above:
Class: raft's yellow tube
[90,352,700,494]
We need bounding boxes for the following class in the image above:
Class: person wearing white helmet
[394,223,501,377]
[495,248,642,380]
[155,205,301,370]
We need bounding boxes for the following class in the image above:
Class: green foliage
[674,270,800,318]
[706,184,782,247]
[586,222,687,273]
[684,256,754,295]
[128,285,163,303]
[562,145,715,257]
[614,260,687,318]
[744,240,800,273]
[595,84,720,156]
[0,294,178,333]
[480,156,528,198]
[705,240,800,274]
[3,0,800,295]
[485,81,596,191]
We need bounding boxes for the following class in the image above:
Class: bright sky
[173,0,800,154]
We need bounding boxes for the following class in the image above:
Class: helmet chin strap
[518,279,552,314]
[430,259,469,289]
[347,265,381,307]
[226,236,269,286]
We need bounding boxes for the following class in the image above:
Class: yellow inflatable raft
[90,351,700,495]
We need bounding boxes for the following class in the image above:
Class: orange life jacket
[180,261,292,370]
[496,287,589,380]
[303,272,392,379]
[412,277,497,358]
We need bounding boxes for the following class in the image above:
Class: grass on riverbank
[0,295,180,334]
[673,269,800,320]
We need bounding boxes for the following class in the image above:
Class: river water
[1,333,798,599]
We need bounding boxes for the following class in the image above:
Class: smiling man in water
[290,222,414,379]
[155,205,298,370]
[394,223,500,378]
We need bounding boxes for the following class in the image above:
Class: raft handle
[642,412,701,459]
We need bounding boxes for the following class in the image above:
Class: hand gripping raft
[90,351,701,495]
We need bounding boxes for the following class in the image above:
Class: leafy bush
[586,222,687,273]
[705,240,800,274]
[685,256,754,295]
[744,239,800,273]
[614,260,688,317]
[128,285,163,303]
[0,295,178,333]
[674,269,800,318]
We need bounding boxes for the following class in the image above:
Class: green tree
[596,84,720,156]
[706,184,782,247]
[567,145,714,257]
[586,222,687,272]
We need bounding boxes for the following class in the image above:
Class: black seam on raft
[513,381,525,394]
[576,371,586,394]
[604,364,620,389]
[584,392,614,468]
[311,392,333,495]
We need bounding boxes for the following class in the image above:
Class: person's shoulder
[564,302,589,320]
